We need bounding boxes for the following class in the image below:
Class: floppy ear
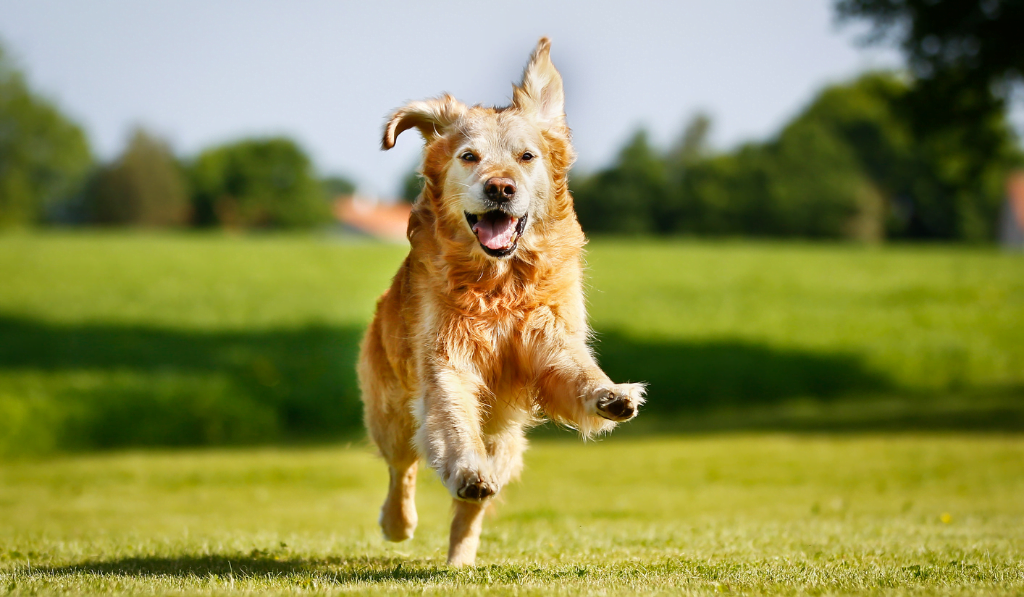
[512,37,565,129]
[381,94,466,150]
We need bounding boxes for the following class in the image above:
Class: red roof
[333,196,411,242]
[1008,171,1024,230]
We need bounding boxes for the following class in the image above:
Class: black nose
[484,177,517,203]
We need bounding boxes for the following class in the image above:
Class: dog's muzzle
[465,211,528,258]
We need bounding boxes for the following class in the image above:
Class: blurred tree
[576,71,1018,240]
[189,137,329,229]
[400,167,423,203]
[0,41,92,227]
[661,113,715,233]
[674,146,766,236]
[836,0,1024,240]
[574,130,667,234]
[895,73,1021,239]
[767,115,875,238]
[86,128,190,226]
[681,73,1020,241]
[835,0,1024,88]
[677,130,870,239]
[667,112,713,169]
[798,72,1020,240]
[321,174,356,200]
[775,73,910,240]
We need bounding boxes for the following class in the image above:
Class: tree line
[0,41,355,230]
[573,72,1022,241]
[4,0,1023,239]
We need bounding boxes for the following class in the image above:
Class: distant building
[1001,172,1024,249]
[333,195,411,243]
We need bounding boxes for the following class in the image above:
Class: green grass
[1,233,1023,455]
[2,233,1023,594]
[1,435,1022,595]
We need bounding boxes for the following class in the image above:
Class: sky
[0,0,905,197]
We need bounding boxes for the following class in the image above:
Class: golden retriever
[358,37,646,566]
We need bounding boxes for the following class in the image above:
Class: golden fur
[359,38,646,566]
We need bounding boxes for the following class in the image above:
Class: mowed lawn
[1,233,1022,454]
[1,233,1023,594]
[1,436,1023,595]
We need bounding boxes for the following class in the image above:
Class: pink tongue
[473,215,518,250]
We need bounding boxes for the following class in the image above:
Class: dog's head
[382,38,576,261]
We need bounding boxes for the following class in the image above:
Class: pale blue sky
[1,0,904,196]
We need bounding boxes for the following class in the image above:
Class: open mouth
[465,211,528,257]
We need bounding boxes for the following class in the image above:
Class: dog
[358,37,646,567]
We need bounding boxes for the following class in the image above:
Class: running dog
[359,37,646,566]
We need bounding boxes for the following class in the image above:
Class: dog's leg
[364,396,419,541]
[447,498,487,566]
[360,318,419,542]
[418,367,500,503]
[482,417,529,491]
[366,402,420,541]
[535,336,646,436]
[379,459,418,541]
[442,419,528,566]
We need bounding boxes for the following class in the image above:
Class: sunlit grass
[586,239,1024,393]
[1,232,1023,594]
[1,233,1023,455]
[2,435,1022,595]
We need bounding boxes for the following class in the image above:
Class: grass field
[2,435,1023,595]
[1,233,1023,454]
[1,233,1023,595]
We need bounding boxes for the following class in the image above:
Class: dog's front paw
[591,383,646,422]
[457,477,495,501]
[446,462,498,503]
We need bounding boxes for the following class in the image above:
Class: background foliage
[834,0,1024,240]
[0,44,92,228]
[84,128,190,227]
[574,72,1022,241]
[3,5,1023,239]
[189,137,330,229]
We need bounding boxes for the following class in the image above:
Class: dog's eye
[521,152,534,162]
[460,152,478,163]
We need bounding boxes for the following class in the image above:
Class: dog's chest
[462,306,553,386]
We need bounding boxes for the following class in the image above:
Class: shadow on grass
[37,554,452,583]
[596,331,895,412]
[34,553,605,584]
[1,315,1020,454]
[0,315,367,450]
[591,331,1024,433]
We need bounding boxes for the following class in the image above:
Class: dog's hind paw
[591,383,646,422]
[379,497,417,542]
[379,512,416,542]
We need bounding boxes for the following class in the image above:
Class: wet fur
[359,38,645,566]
